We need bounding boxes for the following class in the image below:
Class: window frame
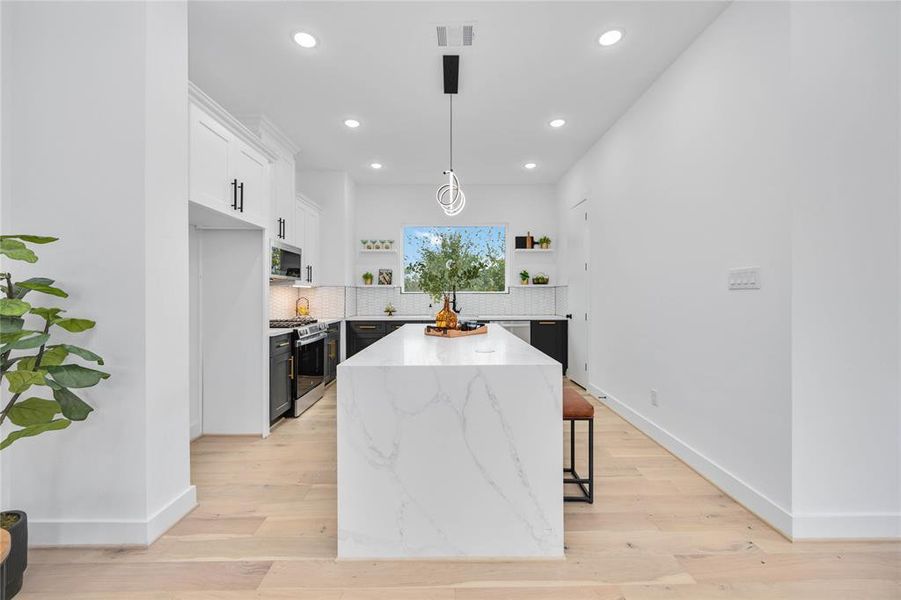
[399,222,511,294]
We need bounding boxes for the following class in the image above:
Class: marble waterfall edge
[337,324,563,559]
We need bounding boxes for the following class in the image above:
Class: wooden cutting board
[424,325,487,338]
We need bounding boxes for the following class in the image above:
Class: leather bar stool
[563,386,594,503]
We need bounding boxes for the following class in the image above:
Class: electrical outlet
[728,267,761,290]
[650,388,658,407]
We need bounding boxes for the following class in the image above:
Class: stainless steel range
[269,318,328,417]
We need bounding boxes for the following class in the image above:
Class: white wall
[558,1,794,532]
[789,1,900,539]
[0,1,194,544]
[297,170,355,286]
[355,184,559,288]
[558,1,900,539]
[188,226,202,440]
[200,229,268,436]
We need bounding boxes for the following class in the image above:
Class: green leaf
[0,298,31,317]
[7,397,60,426]
[0,333,48,352]
[0,239,37,263]
[0,235,58,244]
[51,387,93,421]
[4,370,46,393]
[0,317,25,333]
[46,364,109,388]
[55,318,95,333]
[55,344,103,365]
[40,345,68,367]
[0,330,33,345]
[30,307,64,322]
[18,345,67,370]
[13,278,55,300]
[0,419,70,450]
[15,281,67,298]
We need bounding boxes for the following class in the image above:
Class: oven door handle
[296,332,328,346]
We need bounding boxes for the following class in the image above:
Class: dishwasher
[496,320,531,344]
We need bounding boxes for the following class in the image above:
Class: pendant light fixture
[436,55,465,216]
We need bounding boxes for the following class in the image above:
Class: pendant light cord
[449,95,453,172]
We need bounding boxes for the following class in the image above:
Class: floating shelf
[359,248,397,254]
[513,248,554,253]
[511,284,560,288]
[353,285,401,288]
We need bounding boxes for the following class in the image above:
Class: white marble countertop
[341,323,559,367]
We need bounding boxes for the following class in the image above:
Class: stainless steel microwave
[270,243,302,281]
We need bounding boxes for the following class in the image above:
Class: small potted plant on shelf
[0,234,110,599]
[538,236,551,249]
[362,271,374,285]
[519,269,530,285]
[532,272,550,285]
[384,303,396,317]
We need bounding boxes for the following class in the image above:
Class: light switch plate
[728,267,761,290]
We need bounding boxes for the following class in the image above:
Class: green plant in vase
[362,271,374,285]
[0,234,109,598]
[519,269,530,285]
[408,230,486,328]
[538,236,551,249]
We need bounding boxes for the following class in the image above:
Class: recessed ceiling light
[523,162,537,170]
[549,118,566,128]
[370,162,383,169]
[344,119,361,128]
[598,30,623,47]
[293,32,317,48]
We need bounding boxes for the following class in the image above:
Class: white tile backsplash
[354,286,560,317]
[269,286,346,320]
[271,285,568,319]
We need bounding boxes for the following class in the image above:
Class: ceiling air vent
[437,24,474,47]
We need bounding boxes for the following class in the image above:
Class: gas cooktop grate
[270,318,318,328]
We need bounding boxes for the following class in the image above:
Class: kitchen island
[337,323,563,559]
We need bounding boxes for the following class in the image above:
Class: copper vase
[435,295,458,329]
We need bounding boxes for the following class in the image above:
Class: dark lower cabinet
[325,322,340,385]
[269,333,293,423]
[530,319,568,373]
[346,320,431,358]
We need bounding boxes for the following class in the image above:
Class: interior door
[567,200,590,387]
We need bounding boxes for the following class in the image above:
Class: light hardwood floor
[20,382,901,599]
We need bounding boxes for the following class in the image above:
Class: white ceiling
[188,1,727,185]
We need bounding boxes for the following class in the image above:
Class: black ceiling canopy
[443,55,459,95]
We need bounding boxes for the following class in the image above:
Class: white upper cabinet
[189,105,232,210]
[295,197,320,286]
[188,85,274,229]
[305,207,320,286]
[231,142,267,223]
[271,158,296,243]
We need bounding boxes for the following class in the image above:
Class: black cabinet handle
[565,314,573,319]
[231,179,238,210]
[238,182,245,212]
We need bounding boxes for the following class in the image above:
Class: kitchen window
[402,225,507,293]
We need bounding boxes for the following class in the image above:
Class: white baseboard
[793,512,901,540]
[588,384,794,537]
[29,485,196,546]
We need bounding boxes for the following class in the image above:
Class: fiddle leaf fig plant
[0,235,109,450]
